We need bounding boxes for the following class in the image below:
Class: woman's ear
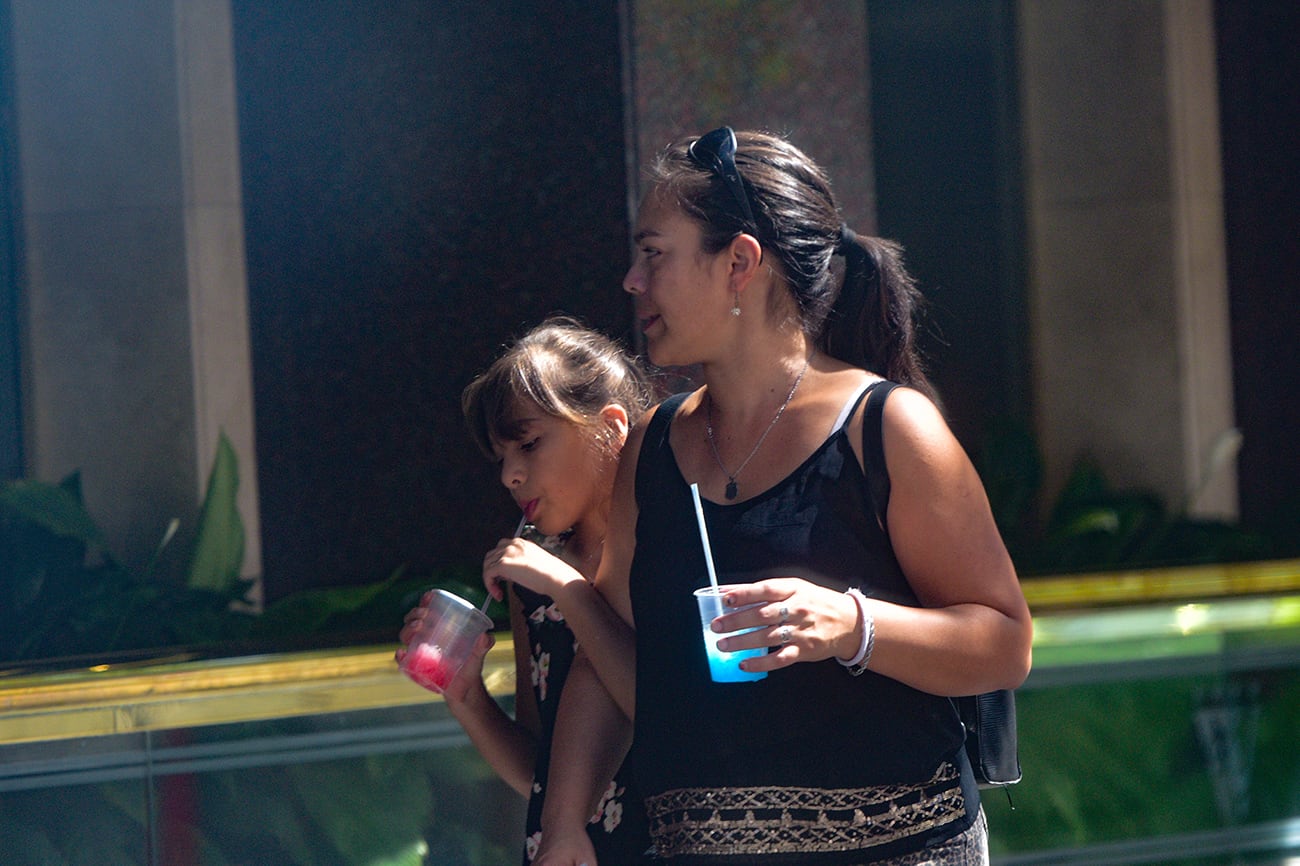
[726,232,764,293]
[599,403,631,446]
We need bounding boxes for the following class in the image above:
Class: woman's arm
[534,651,632,866]
[533,410,657,865]
[715,387,1031,696]
[556,409,648,716]
[862,386,1032,694]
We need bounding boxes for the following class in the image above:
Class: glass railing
[993,559,1300,864]
[3,558,1299,865]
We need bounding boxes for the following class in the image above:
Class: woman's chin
[644,342,681,369]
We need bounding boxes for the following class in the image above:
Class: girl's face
[623,191,733,368]
[492,401,614,537]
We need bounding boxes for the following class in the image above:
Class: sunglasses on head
[687,126,758,231]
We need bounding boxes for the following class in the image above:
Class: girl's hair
[462,316,653,458]
[647,129,936,401]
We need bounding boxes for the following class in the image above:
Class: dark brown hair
[462,316,653,459]
[647,129,935,400]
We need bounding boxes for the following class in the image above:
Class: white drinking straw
[481,514,530,614]
[690,483,720,592]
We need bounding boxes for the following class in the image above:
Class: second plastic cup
[694,585,768,683]
[400,589,493,692]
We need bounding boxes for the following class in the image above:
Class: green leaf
[186,432,245,595]
[0,476,105,548]
[252,567,409,638]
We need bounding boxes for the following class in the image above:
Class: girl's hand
[395,589,438,648]
[433,629,495,702]
[533,824,598,866]
[711,578,862,671]
[483,537,583,602]
[394,595,495,702]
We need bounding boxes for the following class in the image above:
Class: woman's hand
[533,824,598,866]
[711,578,862,672]
[482,536,583,602]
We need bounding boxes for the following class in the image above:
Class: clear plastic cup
[399,589,493,691]
[694,585,768,683]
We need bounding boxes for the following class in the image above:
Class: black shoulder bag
[860,381,1022,791]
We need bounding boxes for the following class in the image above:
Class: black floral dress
[514,579,652,864]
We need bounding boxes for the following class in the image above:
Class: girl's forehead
[492,402,548,445]
[500,394,543,427]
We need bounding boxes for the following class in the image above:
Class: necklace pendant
[725,479,738,500]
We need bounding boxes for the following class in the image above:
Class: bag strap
[857,381,1022,794]
[860,380,899,532]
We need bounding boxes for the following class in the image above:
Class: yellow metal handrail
[2,558,1297,746]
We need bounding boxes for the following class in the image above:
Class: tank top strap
[830,378,884,435]
[636,391,690,494]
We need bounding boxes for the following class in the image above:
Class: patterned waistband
[644,763,967,858]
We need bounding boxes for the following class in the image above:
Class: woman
[536,129,1032,865]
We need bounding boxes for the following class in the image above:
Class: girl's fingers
[471,631,496,657]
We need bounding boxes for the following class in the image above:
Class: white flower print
[590,780,625,833]
[603,799,624,833]
[525,830,542,861]
[530,646,551,702]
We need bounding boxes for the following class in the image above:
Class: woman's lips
[639,314,660,332]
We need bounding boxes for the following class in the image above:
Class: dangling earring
[731,292,741,317]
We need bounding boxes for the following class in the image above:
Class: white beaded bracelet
[838,587,874,676]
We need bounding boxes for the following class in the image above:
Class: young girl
[535,129,1033,865]
[397,316,655,864]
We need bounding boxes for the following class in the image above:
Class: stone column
[1019,0,1237,518]
[10,0,261,580]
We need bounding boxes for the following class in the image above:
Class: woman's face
[492,401,612,538]
[623,191,732,368]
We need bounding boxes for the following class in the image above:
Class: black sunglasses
[687,126,758,231]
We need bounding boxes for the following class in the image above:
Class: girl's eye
[520,438,540,452]
[641,246,660,259]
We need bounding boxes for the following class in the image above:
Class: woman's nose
[622,261,643,296]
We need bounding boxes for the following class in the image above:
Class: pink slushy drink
[399,589,493,692]
[402,643,459,691]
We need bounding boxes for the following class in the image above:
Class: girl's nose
[500,456,524,489]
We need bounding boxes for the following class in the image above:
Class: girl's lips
[639,314,660,332]
[520,498,539,521]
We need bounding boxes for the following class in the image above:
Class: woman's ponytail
[822,227,936,403]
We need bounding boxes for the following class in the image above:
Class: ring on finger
[779,625,792,645]
[778,604,790,624]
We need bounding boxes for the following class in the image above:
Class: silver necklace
[705,356,810,500]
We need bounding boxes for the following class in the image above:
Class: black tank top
[629,385,976,863]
